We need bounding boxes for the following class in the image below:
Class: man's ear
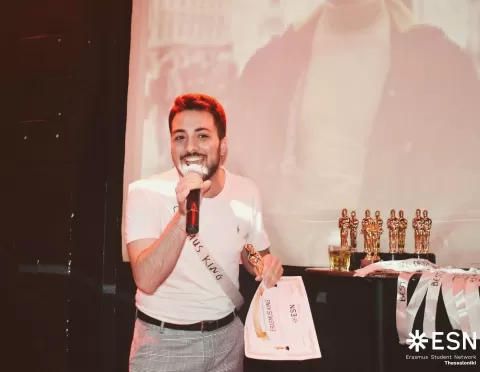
[220,137,228,157]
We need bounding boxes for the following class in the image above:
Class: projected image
[227,0,480,266]
[124,0,480,268]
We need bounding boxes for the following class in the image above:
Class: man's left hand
[255,253,283,288]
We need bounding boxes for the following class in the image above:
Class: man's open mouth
[183,156,205,165]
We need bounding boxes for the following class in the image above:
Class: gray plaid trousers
[129,316,244,372]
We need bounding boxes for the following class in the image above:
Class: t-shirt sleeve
[246,184,271,252]
[124,183,169,244]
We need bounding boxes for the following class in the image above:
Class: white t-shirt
[297,10,391,211]
[125,167,270,324]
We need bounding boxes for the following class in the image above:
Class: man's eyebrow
[172,127,211,135]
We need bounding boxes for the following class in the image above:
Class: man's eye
[199,134,209,139]
[174,136,185,141]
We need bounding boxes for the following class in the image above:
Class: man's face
[170,110,225,180]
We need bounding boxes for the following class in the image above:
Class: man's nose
[185,137,198,153]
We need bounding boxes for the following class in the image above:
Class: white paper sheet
[244,276,322,360]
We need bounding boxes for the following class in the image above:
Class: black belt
[137,310,236,332]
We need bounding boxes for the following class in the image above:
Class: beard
[177,148,221,180]
[202,153,220,181]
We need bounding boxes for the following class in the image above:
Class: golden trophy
[421,210,432,253]
[374,210,383,250]
[368,220,382,261]
[339,208,351,248]
[412,209,424,254]
[364,223,374,260]
[361,209,374,259]
[245,244,264,276]
[397,210,408,253]
[387,209,399,253]
[349,211,359,252]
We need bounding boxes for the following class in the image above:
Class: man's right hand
[175,172,211,216]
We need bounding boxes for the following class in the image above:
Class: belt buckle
[200,320,219,332]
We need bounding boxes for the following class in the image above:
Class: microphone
[184,165,203,235]
[186,189,200,235]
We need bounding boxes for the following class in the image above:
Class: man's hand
[255,253,283,288]
[175,172,211,216]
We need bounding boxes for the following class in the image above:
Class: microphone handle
[186,189,200,235]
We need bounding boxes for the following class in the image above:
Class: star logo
[406,330,428,352]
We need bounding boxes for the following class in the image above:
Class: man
[125,93,283,372]
[228,0,480,266]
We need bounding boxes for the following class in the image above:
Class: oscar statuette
[397,210,408,253]
[421,210,432,253]
[412,209,424,254]
[339,208,351,248]
[350,211,359,253]
[245,244,264,277]
[387,209,399,254]
[360,210,375,267]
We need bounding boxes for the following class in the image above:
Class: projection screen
[123,0,480,268]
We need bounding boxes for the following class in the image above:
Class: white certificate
[244,276,322,361]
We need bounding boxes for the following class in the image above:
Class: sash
[423,271,444,338]
[441,273,462,330]
[372,259,480,342]
[405,272,431,340]
[464,274,480,337]
[396,272,415,344]
[453,275,471,335]
[187,234,245,311]
[354,258,439,277]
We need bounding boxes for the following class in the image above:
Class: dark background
[3,1,134,371]
[3,1,477,372]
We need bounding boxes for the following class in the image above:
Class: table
[240,265,477,372]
